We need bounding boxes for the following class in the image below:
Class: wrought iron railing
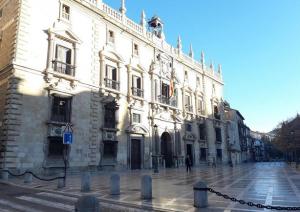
[158,95,177,107]
[52,60,75,76]
[132,87,144,98]
[104,78,120,90]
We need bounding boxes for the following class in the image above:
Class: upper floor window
[51,96,72,123]
[62,4,70,20]
[132,113,141,123]
[198,98,204,115]
[0,8,3,18]
[186,123,192,132]
[133,43,139,56]
[53,45,75,76]
[185,94,192,112]
[104,101,118,128]
[132,75,143,97]
[105,65,119,90]
[199,124,206,140]
[108,30,115,43]
[214,105,220,120]
[215,127,222,143]
[159,82,170,104]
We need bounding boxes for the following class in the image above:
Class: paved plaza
[1,162,300,211]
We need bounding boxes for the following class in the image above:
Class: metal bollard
[81,172,91,192]
[75,195,100,212]
[57,173,65,189]
[1,170,8,181]
[24,172,32,184]
[193,181,208,208]
[141,175,152,200]
[110,173,120,195]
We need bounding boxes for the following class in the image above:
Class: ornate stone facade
[0,0,228,171]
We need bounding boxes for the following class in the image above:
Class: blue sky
[105,0,300,132]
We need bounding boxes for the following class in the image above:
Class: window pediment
[126,124,148,135]
[49,28,81,44]
[100,48,124,63]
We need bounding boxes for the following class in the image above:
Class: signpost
[62,123,73,187]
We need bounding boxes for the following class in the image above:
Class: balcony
[214,113,221,120]
[185,105,193,113]
[52,60,75,76]
[132,87,144,98]
[105,78,120,90]
[158,95,177,107]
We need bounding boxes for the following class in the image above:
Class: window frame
[50,96,72,123]
[61,4,70,21]
[132,113,141,123]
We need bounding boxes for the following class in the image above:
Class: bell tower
[148,16,164,39]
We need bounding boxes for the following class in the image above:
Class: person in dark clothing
[185,155,192,173]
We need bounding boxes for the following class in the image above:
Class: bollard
[24,172,32,184]
[141,175,152,200]
[75,195,100,212]
[193,181,208,208]
[1,170,8,181]
[110,173,120,195]
[57,173,65,189]
[81,172,91,192]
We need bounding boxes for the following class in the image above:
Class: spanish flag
[169,74,174,98]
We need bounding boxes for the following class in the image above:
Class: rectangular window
[104,102,116,128]
[185,95,192,112]
[133,43,139,55]
[200,148,207,161]
[199,124,206,140]
[62,4,70,20]
[0,9,3,18]
[105,65,119,90]
[54,45,74,75]
[215,127,222,142]
[161,83,169,98]
[108,30,115,43]
[48,137,64,157]
[214,105,220,119]
[51,96,72,123]
[186,123,192,132]
[132,75,143,97]
[198,99,204,114]
[216,149,222,160]
[132,113,141,123]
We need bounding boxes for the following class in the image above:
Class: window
[104,101,118,128]
[48,137,64,157]
[132,113,141,123]
[216,149,222,161]
[105,65,119,90]
[215,127,222,142]
[132,75,143,97]
[53,45,74,76]
[160,82,170,104]
[133,43,139,55]
[51,96,72,123]
[200,148,207,161]
[185,95,192,112]
[198,98,204,114]
[103,141,116,158]
[62,4,70,20]
[108,30,115,43]
[214,105,220,119]
[186,123,192,132]
[0,9,3,18]
[199,124,206,140]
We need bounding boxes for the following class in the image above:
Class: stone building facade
[0,0,228,171]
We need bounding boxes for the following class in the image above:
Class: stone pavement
[1,162,300,211]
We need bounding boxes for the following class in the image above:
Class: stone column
[99,52,105,89]
[46,31,55,72]
[127,64,132,98]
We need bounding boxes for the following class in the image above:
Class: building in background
[0,0,228,172]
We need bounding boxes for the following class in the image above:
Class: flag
[169,73,174,98]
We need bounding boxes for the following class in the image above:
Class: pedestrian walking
[185,155,192,173]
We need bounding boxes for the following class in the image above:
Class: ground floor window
[103,141,117,158]
[216,149,222,161]
[48,137,64,157]
[200,148,207,161]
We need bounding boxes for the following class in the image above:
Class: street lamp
[153,124,159,173]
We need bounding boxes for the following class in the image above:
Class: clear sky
[105,0,300,132]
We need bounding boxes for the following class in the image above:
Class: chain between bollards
[194,187,300,211]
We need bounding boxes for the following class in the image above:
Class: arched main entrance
[161,132,173,168]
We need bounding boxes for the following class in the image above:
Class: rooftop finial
[189,44,194,58]
[201,51,205,64]
[141,10,146,27]
[177,35,182,53]
[218,64,222,74]
[119,0,126,15]
[210,61,214,71]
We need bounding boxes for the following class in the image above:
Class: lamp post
[153,124,159,173]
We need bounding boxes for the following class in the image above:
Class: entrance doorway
[161,132,173,168]
[131,139,141,169]
[186,144,193,166]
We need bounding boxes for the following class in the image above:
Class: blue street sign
[63,132,73,144]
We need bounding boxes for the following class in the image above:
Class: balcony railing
[158,95,177,107]
[185,105,193,112]
[132,87,144,98]
[52,60,75,76]
[214,114,221,120]
[104,78,120,90]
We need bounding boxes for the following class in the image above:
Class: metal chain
[194,187,300,211]
[1,169,64,182]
